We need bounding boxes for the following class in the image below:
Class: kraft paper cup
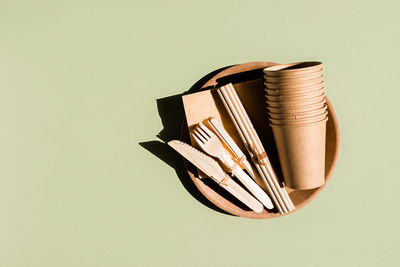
[269,111,328,125]
[266,99,327,114]
[263,61,323,77]
[265,84,324,96]
[270,118,328,189]
[264,72,323,83]
[265,77,324,89]
[268,105,328,120]
[266,95,326,108]
[265,91,324,102]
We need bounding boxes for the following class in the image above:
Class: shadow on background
[139,66,230,215]
[139,65,271,215]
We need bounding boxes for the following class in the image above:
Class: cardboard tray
[180,62,340,219]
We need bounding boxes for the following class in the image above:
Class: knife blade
[168,140,263,213]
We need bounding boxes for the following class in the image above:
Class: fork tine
[199,123,215,137]
[192,131,206,144]
[196,127,210,141]
[191,132,202,145]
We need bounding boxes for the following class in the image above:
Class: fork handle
[221,153,274,210]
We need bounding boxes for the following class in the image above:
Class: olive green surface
[1,1,399,266]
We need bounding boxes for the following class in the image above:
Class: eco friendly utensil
[192,123,274,210]
[207,117,255,178]
[218,87,287,214]
[218,83,295,214]
[168,140,264,213]
[228,83,296,211]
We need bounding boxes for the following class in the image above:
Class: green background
[1,0,399,266]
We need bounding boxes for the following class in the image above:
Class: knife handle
[233,166,274,209]
[221,153,274,210]
[221,178,263,213]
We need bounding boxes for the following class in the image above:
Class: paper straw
[226,83,295,211]
[217,89,284,214]
[217,90,285,214]
[222,86,287,213]
[221,83,295,212]
[224,84,292,212]
[219,85,292,214]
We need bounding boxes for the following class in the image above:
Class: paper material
[182,79,280,191]
[271,119,327,189]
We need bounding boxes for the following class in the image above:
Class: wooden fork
[192,123,274,210]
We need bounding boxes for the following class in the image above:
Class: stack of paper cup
[263,62,328,190]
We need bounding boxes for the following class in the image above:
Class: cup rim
[263,61,323,74]
[265,91,324,100]
[265,76,323,87]
[265,75,324,85]
[266,99,327,112]
[266,95,325,104]
[269,111,328,124]
[269,117,328,128]
[264,71,323,82]
[268,105,328,116]
[265,84,324,94]
[265,88,325,96]
[264,68,324,79]
[264,81,324,90]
